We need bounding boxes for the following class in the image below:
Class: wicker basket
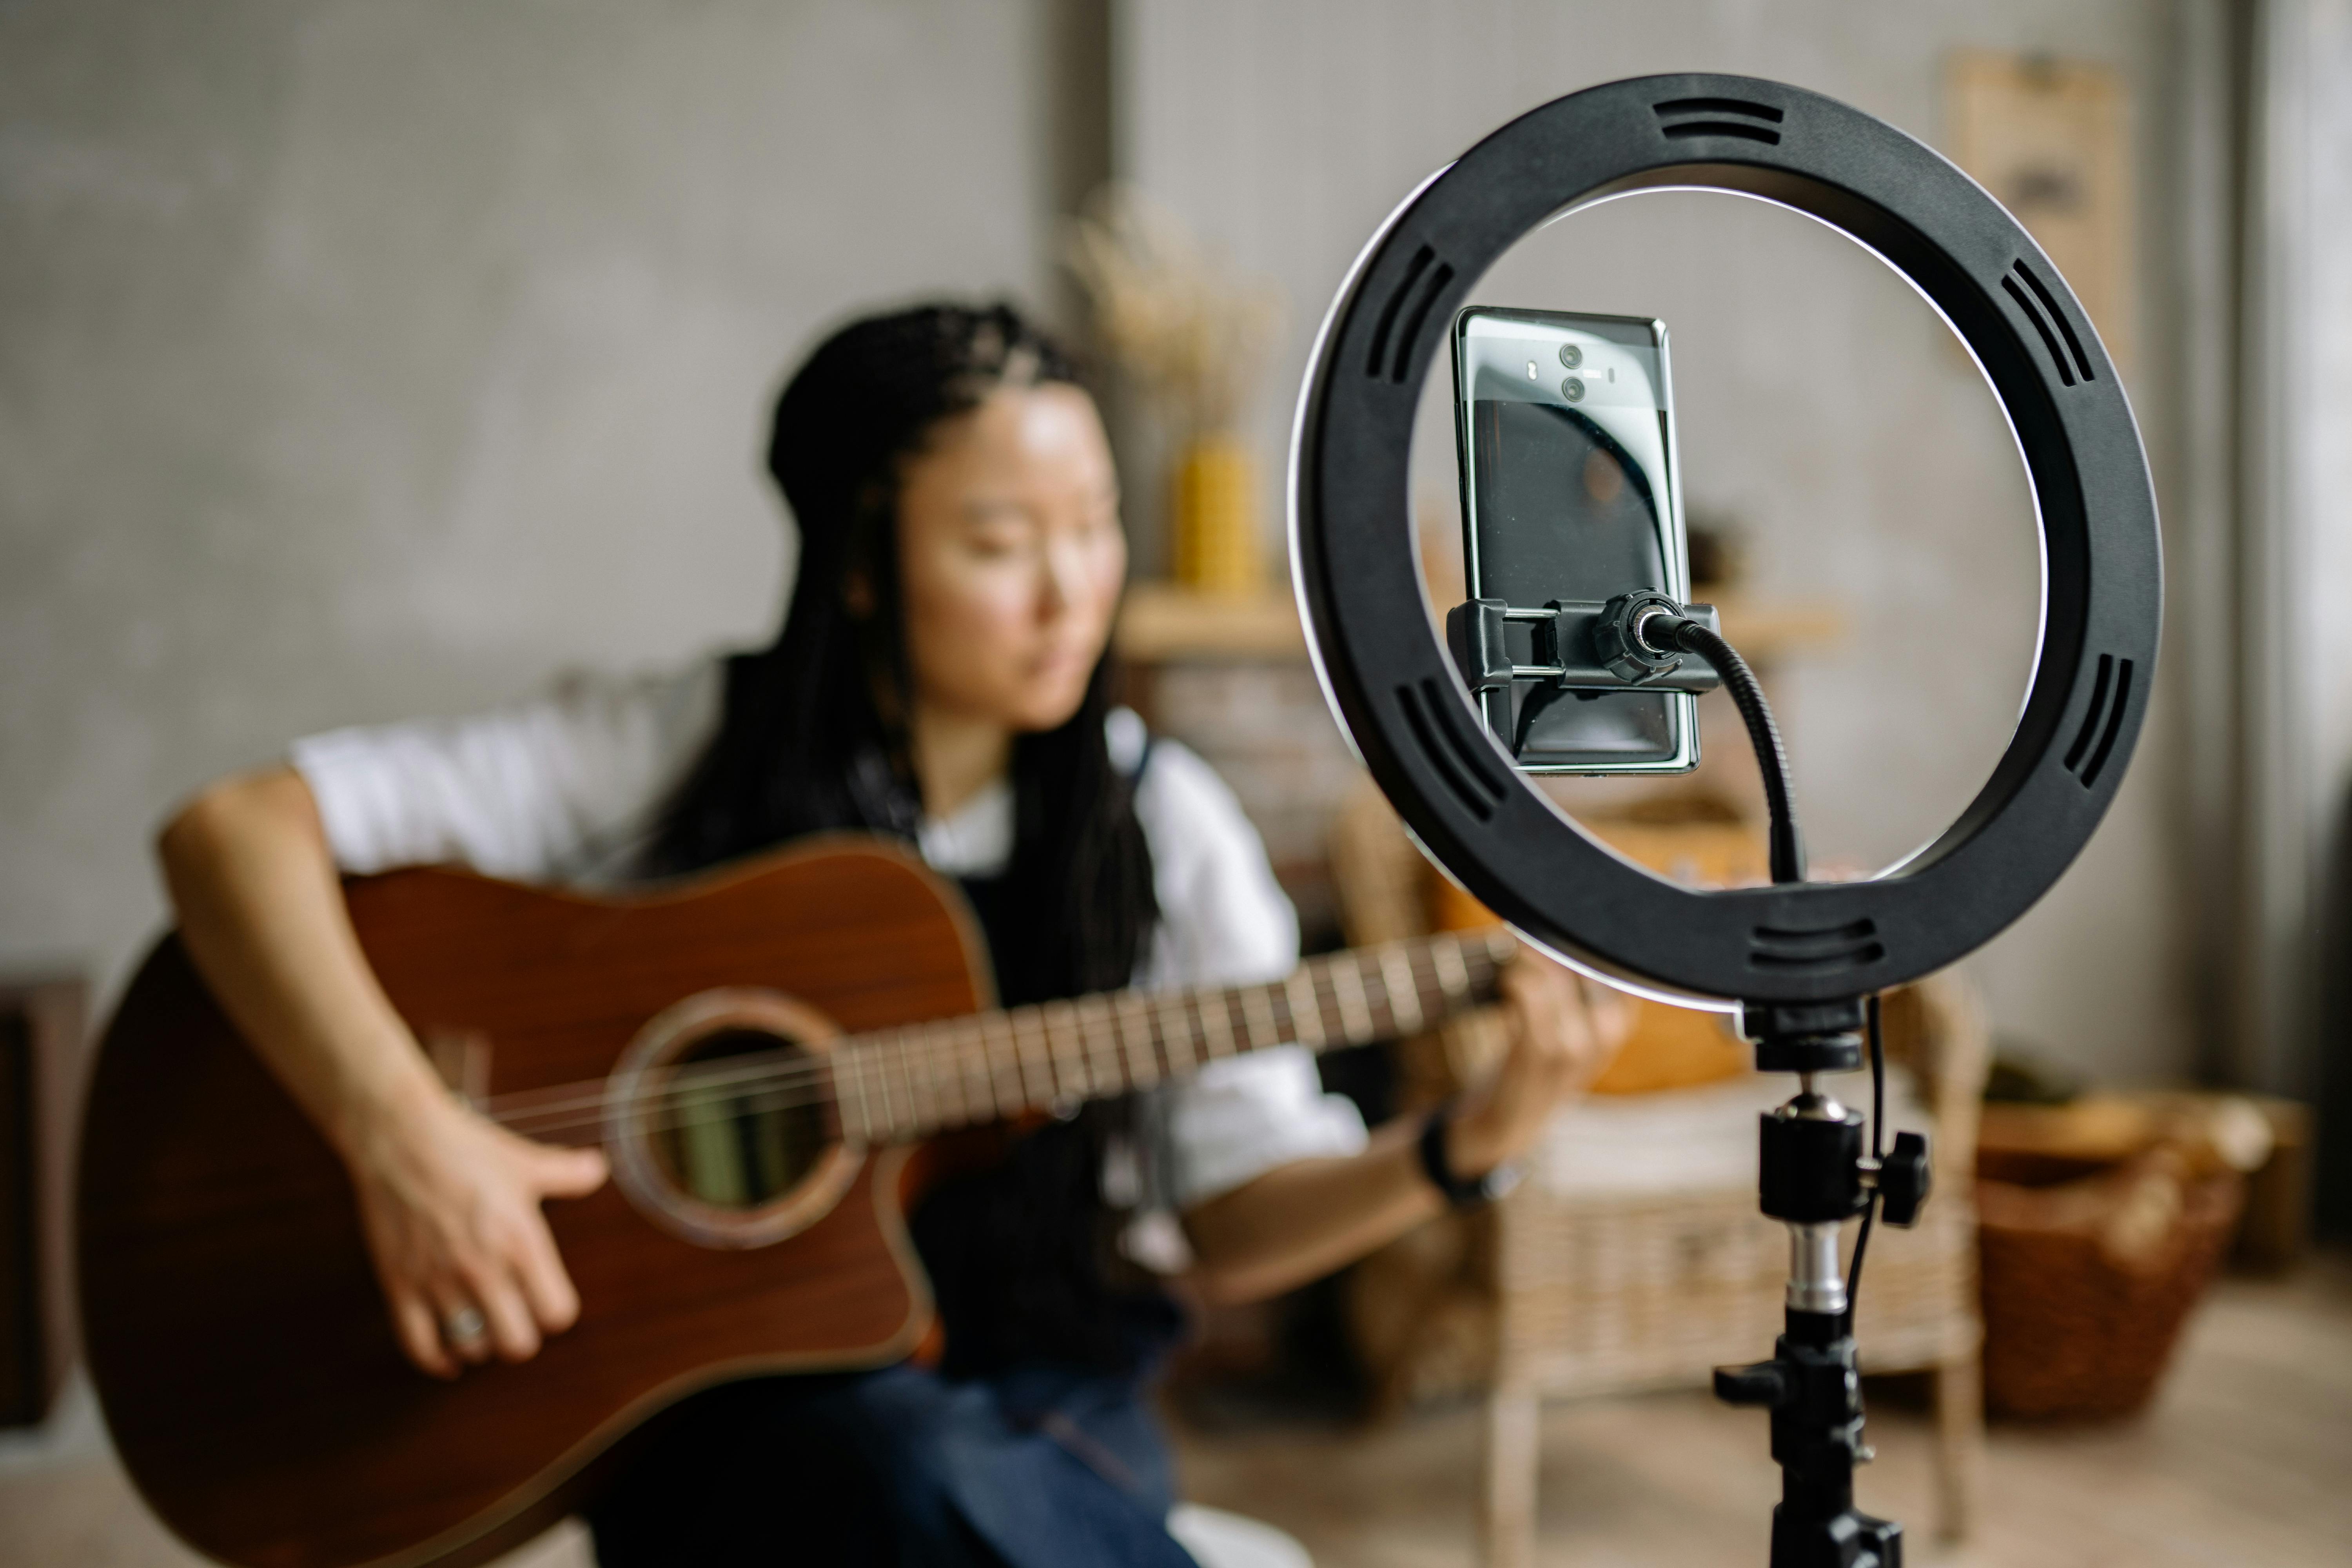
[1976,1146,2245,1420]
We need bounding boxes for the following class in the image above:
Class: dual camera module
[1530,340,1586,402]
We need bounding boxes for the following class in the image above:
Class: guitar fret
[885,1028,918,1134]
[984,1012,1023,1118]
[1330,956,1375,1041]
[1433,936,1469,1002]
[837,932,1519,1139]
[1044,1000,1089,1098]
[887,1030,922,1136]
[1114,993,1159,1087]
[1034,1003,1071,1100]
[1321,963,1352,1044]
[842,1045,877,1145]
[978,1011,1016,1123]
[1285,969,1326,1048]
[938,1024,967,1128]
[1381,945,1424,1035]
[865,1032,900,1139]
[1077,996,1123,1094]
[1241,982,1279,1053]
[964,1019,995,1123]
[1200,987,1236,1060]
[914,1024,952,1130]
[936,1021,967,1125]
[911,1023,949,1130]
[873,1035,904,1140]
[896,1032,924,1135]
[1159,993,1201,1076]
[1012,1007,1053,1107]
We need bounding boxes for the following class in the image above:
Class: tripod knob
[1713,1358,1790,1409]
[1878,1131,1932,1227]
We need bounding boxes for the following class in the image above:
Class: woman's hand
[1180,947,1632,1305]
[158,768,610,1380]
[1446,947,1632,1179]
[345,1089,608,1379]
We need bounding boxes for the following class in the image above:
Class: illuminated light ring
[1290,74,2160,1007]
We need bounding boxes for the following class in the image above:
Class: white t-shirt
[290,658,1368,1235]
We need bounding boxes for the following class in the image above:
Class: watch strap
[1417,1100,1523,1210]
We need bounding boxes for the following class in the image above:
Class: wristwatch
[1417,1100,1526,1210]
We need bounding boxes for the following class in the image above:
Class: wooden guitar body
[78,838,988,1568]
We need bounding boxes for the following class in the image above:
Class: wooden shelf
[1114,582,1305,662]
[1114,581,1846,665]
[1705,595,1848,662]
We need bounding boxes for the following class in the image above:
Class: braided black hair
[650,301,1158,1003]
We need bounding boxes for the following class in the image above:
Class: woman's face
[893,383,1127,734]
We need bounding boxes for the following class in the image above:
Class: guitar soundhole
[650,1027,834,1210]
[606,987,864,1250]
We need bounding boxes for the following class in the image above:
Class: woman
[159,302,1623,1565]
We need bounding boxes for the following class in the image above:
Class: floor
[4,1257,2346,1567]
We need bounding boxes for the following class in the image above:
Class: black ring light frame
[1292,73,2162,1011]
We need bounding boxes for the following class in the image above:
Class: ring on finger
[442,1303,488,1346]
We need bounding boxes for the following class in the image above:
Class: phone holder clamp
[1445,594,1723,695]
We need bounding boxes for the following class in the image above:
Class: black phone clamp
[1715,998,1933,1568]
[1445,592,1724,695]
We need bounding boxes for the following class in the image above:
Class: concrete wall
[0,1,2220,1091]
[0,1,1054,1004]
[1120,0,2198,1083]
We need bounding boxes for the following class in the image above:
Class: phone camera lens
[1561,376,1586,403]
[1558,344,1583,370]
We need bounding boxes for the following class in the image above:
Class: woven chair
[1327,783,1986,1568]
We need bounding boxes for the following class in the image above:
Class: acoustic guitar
[78,834,1515,1568]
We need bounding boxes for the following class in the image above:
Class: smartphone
[1451,307,1699,774]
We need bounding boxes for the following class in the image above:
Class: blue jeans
[587,1362,1198,1568]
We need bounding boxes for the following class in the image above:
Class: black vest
[903,871,1182,1379]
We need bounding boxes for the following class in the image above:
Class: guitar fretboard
[826,929,1515,1145]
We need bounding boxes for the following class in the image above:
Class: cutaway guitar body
[80,835,1511,1568]
[79,838,982,1568]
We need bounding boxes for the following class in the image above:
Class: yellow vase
[1169,436,1263,596]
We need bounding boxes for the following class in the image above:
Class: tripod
[1715,998,1933,1568]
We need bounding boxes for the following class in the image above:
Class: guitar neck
[828,927,1516,1145]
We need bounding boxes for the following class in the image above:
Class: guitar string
[476,938,1504,1146]
[489,946,1474,1144]
[494,938,1507,1145]
[540,934,1497,1138]
[463,935,1495,1134]
[125,937,1510,1200]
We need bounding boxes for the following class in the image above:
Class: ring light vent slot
[1366,245,1455,384]
[1651,97,1785,145]
[2063,653,2134,788]
[2001,259,2095,386]
[1749,917,1886,974]
[1397,681,1506,820]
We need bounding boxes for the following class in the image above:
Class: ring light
[1289,73,2162,1010]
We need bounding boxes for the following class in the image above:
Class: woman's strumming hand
[345,1087,608,1379]
[1446,946,1632,1180]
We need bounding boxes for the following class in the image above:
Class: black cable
[1640,612,1806,884]
[1843,991,1887,1334]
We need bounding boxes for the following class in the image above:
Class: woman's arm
[1181,954,1623,1305]
[158,766,606,1377]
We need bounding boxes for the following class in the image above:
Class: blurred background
[3,2,2349,1564]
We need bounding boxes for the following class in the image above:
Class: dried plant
[1062,185,1281,445]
